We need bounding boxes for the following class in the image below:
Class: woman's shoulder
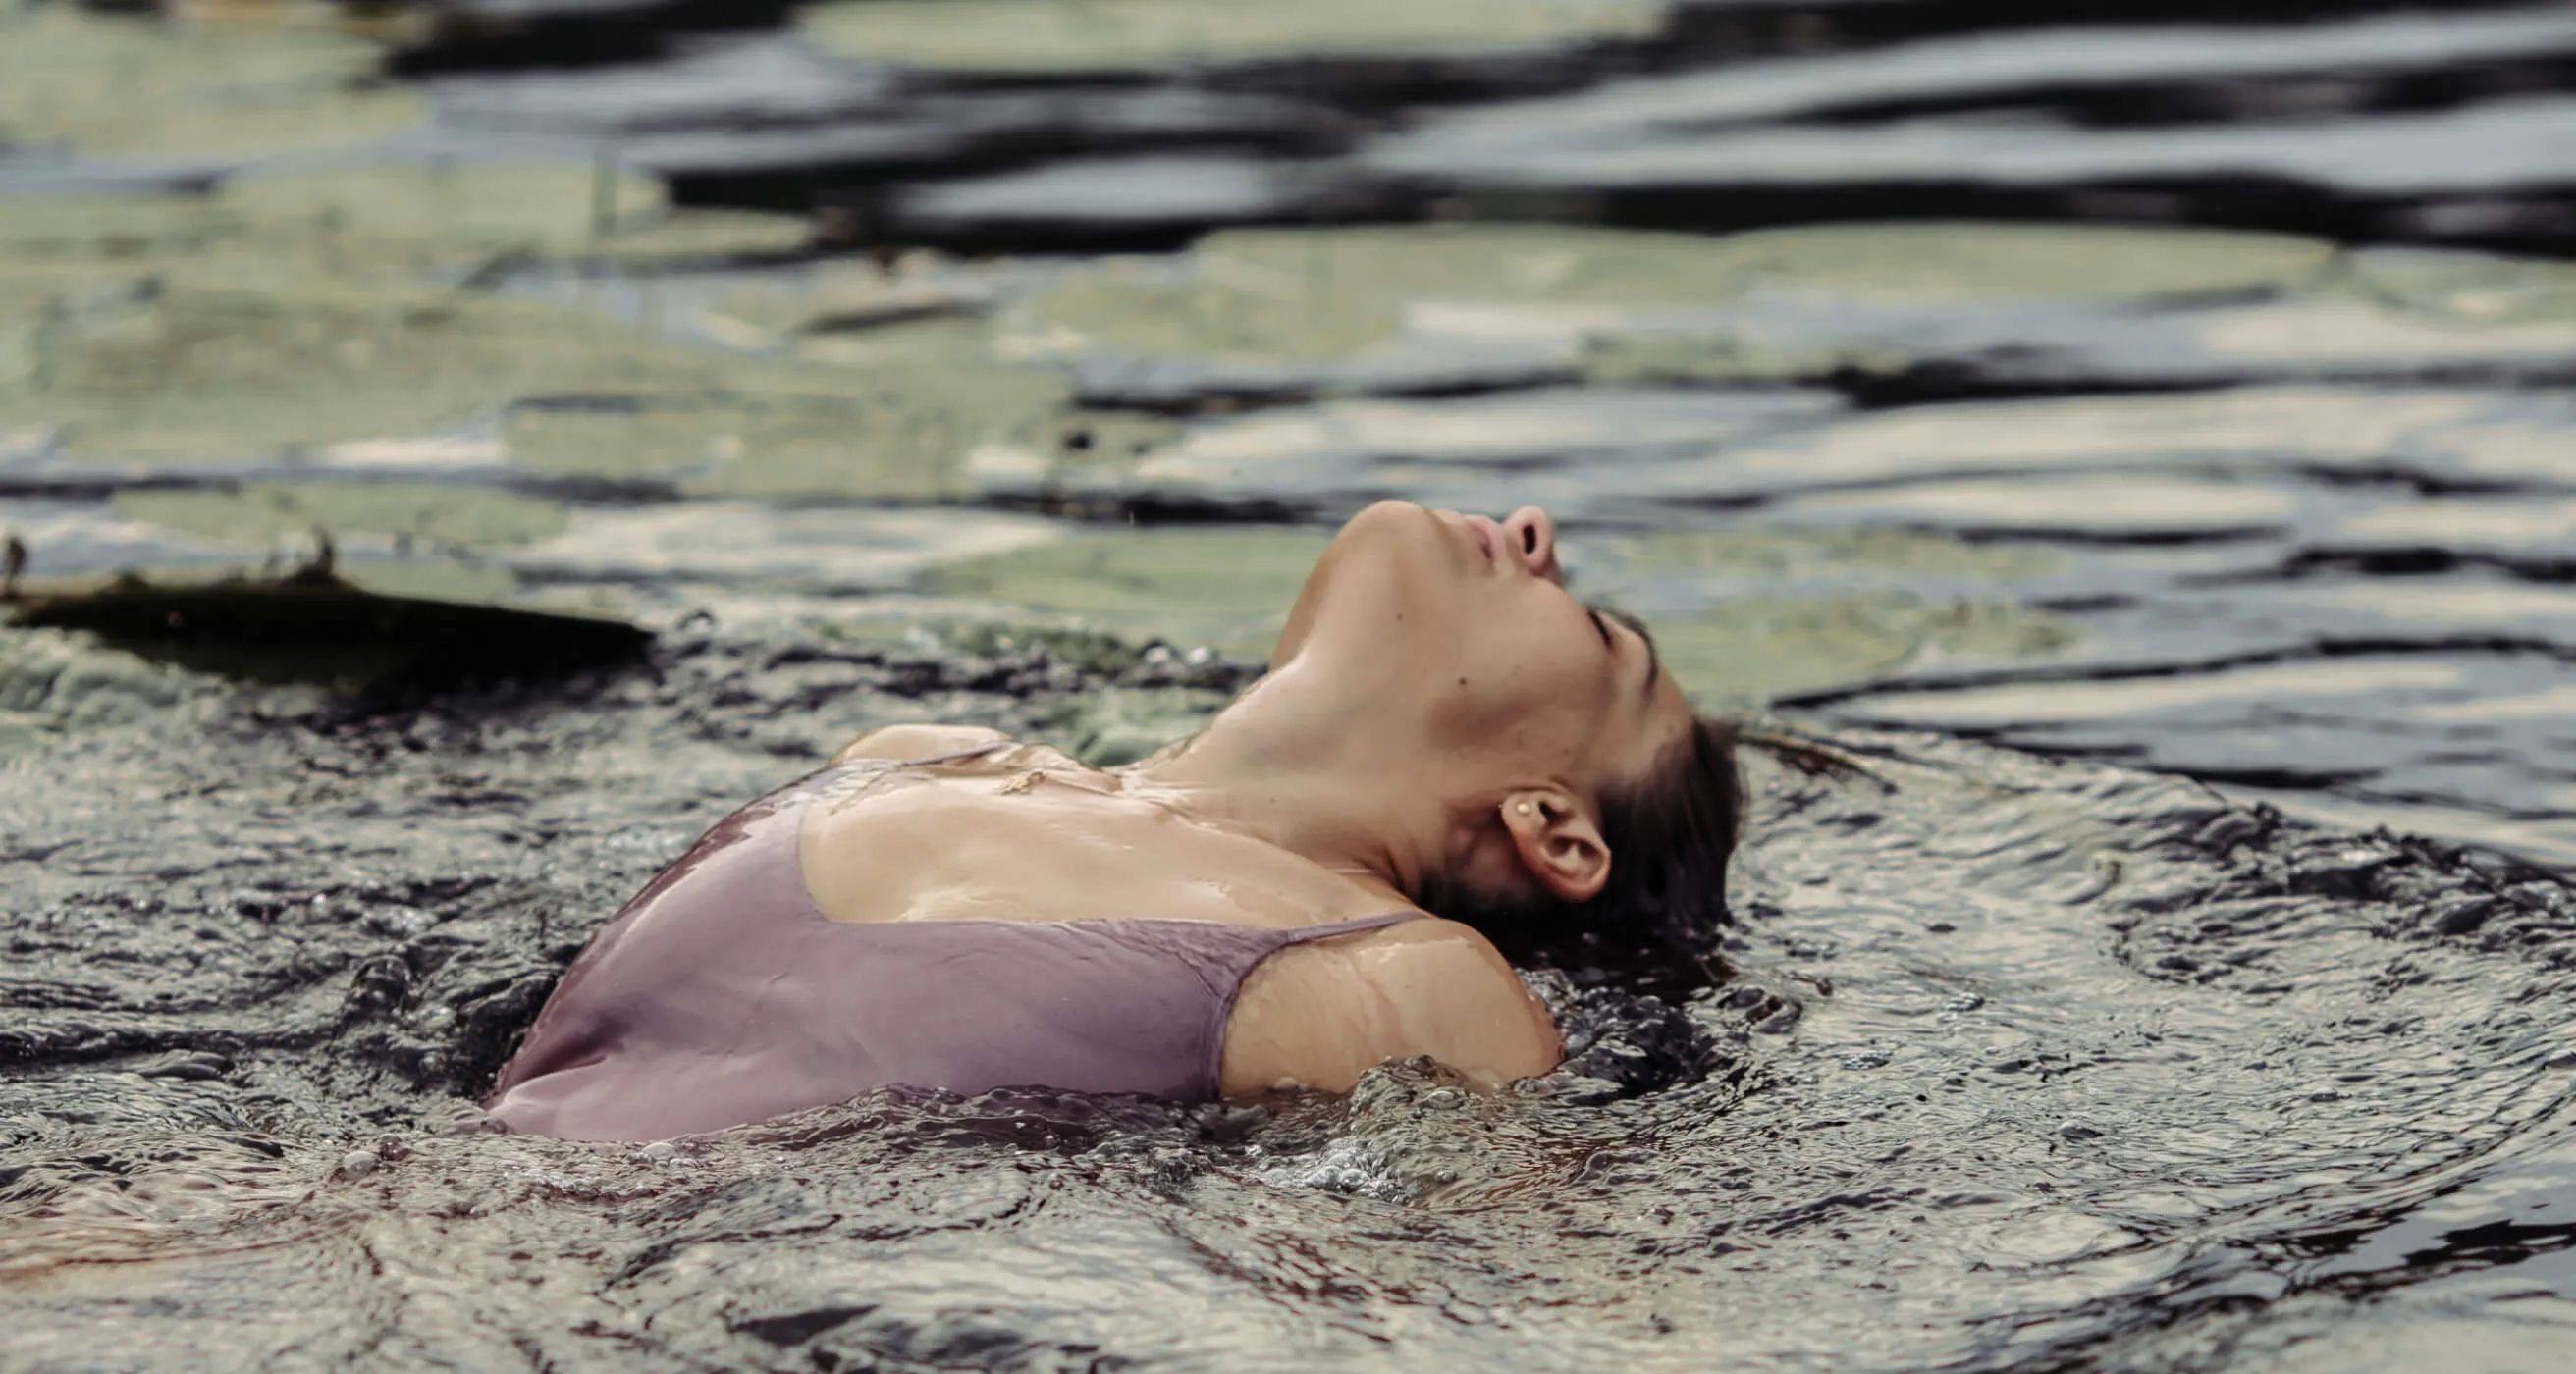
[1221,914,1563,1095]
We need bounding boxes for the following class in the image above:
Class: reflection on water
[1791,474,2307,532]
[2337,499,2576,551]
[6,0,2576,1369]
[1847,658,2469,724]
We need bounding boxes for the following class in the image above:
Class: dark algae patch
[6,567,652,690]
[8,0,2576,1369]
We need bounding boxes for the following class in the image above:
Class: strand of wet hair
[1733,723,1897,792]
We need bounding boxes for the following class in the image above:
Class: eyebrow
[1587,602,1663,706]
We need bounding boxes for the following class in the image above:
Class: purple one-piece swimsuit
[485,753,1419,1140]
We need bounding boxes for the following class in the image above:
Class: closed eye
[1585,601,1665,704]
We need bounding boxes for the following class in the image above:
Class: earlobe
[1500,791,1611,904]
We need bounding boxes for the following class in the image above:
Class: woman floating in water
[487,501,1743,1139]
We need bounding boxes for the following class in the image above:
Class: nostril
[1522,525,1539,555]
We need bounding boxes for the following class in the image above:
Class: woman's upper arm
[831,724,1010,766]
[1220,920,1562,1095]
[1368,926,1563,1087]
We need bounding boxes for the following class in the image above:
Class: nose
[1500,506,1560,582]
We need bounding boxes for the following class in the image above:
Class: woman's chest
[795,771,1379,929]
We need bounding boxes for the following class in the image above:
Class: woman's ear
[1498,790,1610,903]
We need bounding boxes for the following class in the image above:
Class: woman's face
[1270,501,1693,802]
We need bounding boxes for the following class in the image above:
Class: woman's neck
[1127,666,1438,908]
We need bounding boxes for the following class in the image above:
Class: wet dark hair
[1420,715,1747,998]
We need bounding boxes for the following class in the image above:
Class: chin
[1341,499,1439,540]
[1275,502,1466,669]
[1321,502,1458,582]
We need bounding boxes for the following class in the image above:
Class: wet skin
[802,499,1696,1094]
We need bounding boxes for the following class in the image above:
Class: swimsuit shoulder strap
[895,740,1014,767]
[1264,911,1425,946]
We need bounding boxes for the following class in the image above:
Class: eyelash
[1587,610,1615,648]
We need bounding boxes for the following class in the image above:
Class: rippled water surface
[4,0,2576,1369]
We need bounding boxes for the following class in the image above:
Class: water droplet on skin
[335,1149,379,1181]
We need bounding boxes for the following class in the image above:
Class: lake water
[4,1,2575,1369]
